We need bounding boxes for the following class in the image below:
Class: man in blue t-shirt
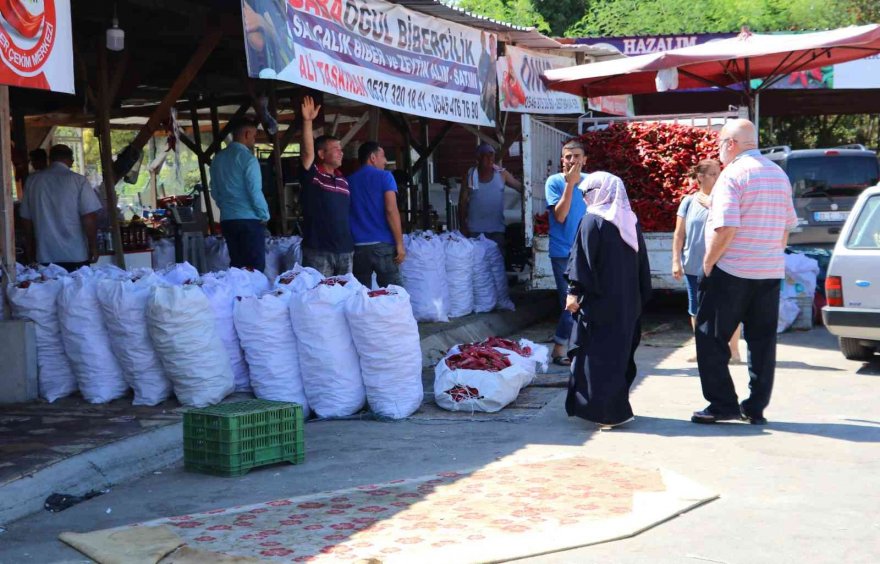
[348,141,405,288]
[299,96,354,276]
[545,140,588,365]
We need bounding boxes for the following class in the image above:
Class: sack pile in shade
[5,261,423,419]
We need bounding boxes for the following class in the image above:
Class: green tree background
[454,0,880,149]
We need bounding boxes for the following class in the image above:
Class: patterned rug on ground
[63,455,717,563]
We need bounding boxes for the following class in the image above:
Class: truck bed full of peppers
[575,123,719,232]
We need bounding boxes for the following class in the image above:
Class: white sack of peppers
[449,337,549,387]
[204,236,231,272]
[199,276,251,392]
[434,344,531,413]
[57,269,129,404]
[291,275,366,418]
[161,261,200,285]
[442,232,475,318]
[345,285,423,420]
[470,235,497,313]
[147,285,234,407]
[7,276,77,402]
[96,272,173,406]
[274,264,322,293]
[400,233,450,322]
[234,289,310,417]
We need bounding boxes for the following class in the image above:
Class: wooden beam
[412,121,454,176]
[0,86,15,290]
[268,85,286,234]
[204,102,251,159]
[278,123,300,154]
[458,123,501,149]
[126,25,223,164]
[210,100,221,141]
[74,48,98,110]
[189,99,216,232]
[96,43,126,268]
[339,111,370,147]
[380,109,425,154]
[107,49,131,106]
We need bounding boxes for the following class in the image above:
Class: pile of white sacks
[400,231,514,323]
[152,236,304,283]
[6,262,423,419]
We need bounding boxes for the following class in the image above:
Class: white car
[822,184,880,360]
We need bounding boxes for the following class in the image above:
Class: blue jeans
[551,256,573,346]
[685,274,700,317]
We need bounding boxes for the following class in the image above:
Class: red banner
[0,0,73,93]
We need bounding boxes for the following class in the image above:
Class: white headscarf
[579,171,640,252]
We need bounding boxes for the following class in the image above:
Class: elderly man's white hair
[722,119,758,148]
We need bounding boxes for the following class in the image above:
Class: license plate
[813,211,849,222]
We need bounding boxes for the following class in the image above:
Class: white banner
[242,0,497,126]
[497,45,583,114]
[0,0,74,93]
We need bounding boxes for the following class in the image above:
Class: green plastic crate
[183,400,304,477]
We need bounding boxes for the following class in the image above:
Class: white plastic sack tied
[57,271,128,403]
[279,236,304,272]
[291,275,366,418]
[151,239,175,271]
[400,233,450,322]
[161,261,200,285]
[264,239,285,282]
[97,273,173,405]
[777,298,800,333]
[443,233,475,318]
[783,253,820,299]
[204,236,231,272]
[433,350,531,413]
[225,267,271,297]
[484,235,515,311]
[200,276,251,392]
[234,289,309,416]
[346,286,423,419]
[274,265,322,293]
[471,235,498,313]
[7,278,77,402]
[147,285,234,407]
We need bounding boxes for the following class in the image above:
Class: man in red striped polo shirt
[692,119,798,425]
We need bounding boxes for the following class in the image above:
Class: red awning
[542,24,880,97]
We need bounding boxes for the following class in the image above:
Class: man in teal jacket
[210,117,270,271]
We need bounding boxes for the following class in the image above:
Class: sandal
[552,356,571,367]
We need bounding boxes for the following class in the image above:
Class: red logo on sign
[0,0,57,76]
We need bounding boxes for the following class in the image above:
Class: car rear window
[846,194,880,249]
[786,156,880,198]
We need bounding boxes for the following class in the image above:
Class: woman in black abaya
[564,172,652,428]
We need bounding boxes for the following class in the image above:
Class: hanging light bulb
[106,4,125,52]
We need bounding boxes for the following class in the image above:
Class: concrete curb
[0,294,556,526]
[1,422,181,526]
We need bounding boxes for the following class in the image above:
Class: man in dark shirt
[299,96,353,276]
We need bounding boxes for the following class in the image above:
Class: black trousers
[695,267,781,417]
[221,220,266,272]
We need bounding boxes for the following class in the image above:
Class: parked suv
[760,145,880,246]
[822,183,880,360]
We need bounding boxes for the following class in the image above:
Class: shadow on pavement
[612,416,880,443]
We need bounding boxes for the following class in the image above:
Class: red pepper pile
[319,277,348,287]
[277,273,299,285]
[445,346,512,372]
[445,385,483,402]
[464,337,533,357]
[575,123,719,232]
[368,289,394,298]
[534,211,549,236]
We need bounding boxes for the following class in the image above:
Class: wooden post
[210,100,221,142]
[0,86,15,292]
[419,119,430,230]
[189,100,216,232]
[269,85,286,234]
[368,106,380,142]
[96,43,126,268]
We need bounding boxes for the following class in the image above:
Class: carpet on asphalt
[60,454,717,563]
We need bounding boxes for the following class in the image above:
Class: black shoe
[691,408,744,424]
[740,405,768,425]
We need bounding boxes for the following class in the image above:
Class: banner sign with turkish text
[0,0,74,93]
[242,0,498,126]
[497,45,583,114]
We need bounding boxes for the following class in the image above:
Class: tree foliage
[565,0,857,36]
[456,0,551,34]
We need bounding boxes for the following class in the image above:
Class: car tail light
[824,150,840,156]
[826,276,844,307]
